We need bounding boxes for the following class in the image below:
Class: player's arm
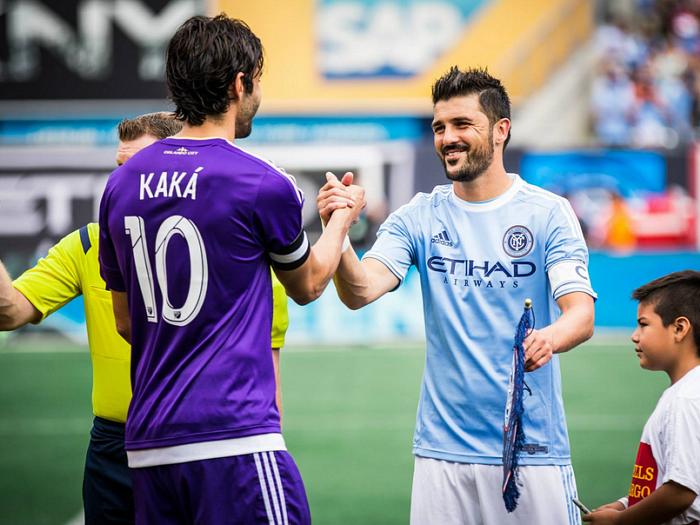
[272,348,282,418]
[98,185,130,342]
[525,198,598,371]
[110,291,131,344]
[1,229,86,330]
[271,175,366,305]
[583,481,696,525]
[331,248,399,310]
[524,291,594,371]
[316,173,401,309]
[0,260,40,329]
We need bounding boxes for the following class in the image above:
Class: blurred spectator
[591,60,637,145]
[603,192,637,252]
[591,0,700,147]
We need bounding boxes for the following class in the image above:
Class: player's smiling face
[631,302,678,372]
[432,94,494,183]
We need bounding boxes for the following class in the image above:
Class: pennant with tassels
[502,298,535,513]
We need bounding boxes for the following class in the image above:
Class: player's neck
[666,349,700,384]
[177,113,237,142]
[452,162,511,203]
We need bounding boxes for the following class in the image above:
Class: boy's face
[631,301,678,371]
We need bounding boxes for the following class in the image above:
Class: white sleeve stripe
[362,252,406,283]
[231,144,304,204]
[520,186,585,242]
[269,232,309,264]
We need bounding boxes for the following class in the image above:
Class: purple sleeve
[98,183,126,292]
[254,170,310,271]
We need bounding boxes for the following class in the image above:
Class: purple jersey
[98,138,309,453]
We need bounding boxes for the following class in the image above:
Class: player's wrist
[320,219,351,253]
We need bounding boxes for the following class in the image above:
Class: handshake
[316,171,367,228]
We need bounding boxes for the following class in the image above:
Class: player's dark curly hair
[166,14,264,126]
[431,67,511,148]
[632,270,700,354]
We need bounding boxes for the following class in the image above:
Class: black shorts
[83,416,134,525]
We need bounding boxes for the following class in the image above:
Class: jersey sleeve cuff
[11,282,50,320]
[101,269,126,292]
[269,231,311,271]
[362,252,405,290]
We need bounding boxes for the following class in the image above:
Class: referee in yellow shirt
[0,113,291,524]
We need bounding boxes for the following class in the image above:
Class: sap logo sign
[1,0,199,82]
[317,1,465,78]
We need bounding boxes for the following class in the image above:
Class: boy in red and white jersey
[584,270,700,525]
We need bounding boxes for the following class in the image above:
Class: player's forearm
[615,482,696,525]
[0,262,37,330]
[285,210,353,305]
[543,295,594,354]
[333,250,376,309]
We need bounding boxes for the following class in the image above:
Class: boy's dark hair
[632,270,700,353]
[431,66,511,148]
[117,112,182,142]
[166,14,264,126]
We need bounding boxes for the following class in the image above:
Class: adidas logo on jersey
[431,230,453,246]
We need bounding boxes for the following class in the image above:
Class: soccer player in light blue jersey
[317,67,596,525]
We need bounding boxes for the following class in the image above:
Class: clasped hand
[316,172,366,225]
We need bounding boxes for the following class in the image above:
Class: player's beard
[234,92,261,139]
[442,128,494,183]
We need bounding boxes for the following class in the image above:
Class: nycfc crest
[503,225,534,258]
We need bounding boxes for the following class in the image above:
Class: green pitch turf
[0,336,668,525]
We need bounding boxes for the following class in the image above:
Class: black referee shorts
[83,416,134,525]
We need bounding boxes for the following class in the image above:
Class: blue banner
[520,150,666,197]
[317,0,489,79]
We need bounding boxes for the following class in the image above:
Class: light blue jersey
[364,174,596,466]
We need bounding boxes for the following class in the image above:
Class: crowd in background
[591,0,700,148]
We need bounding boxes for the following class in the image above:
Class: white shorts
[410,456,581,525]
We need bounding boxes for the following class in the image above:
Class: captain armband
[547,260,592,297]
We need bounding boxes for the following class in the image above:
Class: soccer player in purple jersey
[98,15,364,525]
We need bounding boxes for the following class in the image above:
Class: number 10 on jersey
[125,215,209,326]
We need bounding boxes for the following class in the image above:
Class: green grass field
[0,335,668,525]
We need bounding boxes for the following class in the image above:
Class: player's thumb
[325,171,339,183]
[341,171,354,186]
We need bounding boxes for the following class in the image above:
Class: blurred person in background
[591,0,700,146]
[603,191,637,253]
[0,111,291,524]
[318,66,596,525]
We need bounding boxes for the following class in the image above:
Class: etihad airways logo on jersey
[428,256,536,289]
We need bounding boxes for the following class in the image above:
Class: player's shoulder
[513,175,572,212]
[396,185,451,215]
[676,366,700,401]
[229,144,303,196]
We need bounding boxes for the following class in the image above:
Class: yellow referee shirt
[13,222,290,424]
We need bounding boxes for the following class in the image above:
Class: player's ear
[494,118,510,147]
[229,72,246,101]
[673,316,691,343]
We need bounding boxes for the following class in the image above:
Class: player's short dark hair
[166,14,264,126]
[632,270,700,353]
[117,112,182,142]
[431,66,511,147]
